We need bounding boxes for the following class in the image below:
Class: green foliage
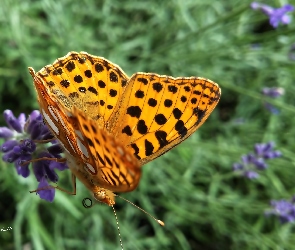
[1,0,295,249]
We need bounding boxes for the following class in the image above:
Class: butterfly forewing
[36,52,129,125]
[109,73,221,165]
[30,69,80,159]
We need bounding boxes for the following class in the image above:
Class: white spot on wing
[76,137,89,158]
[75,130,83,140]
[42,109,59,135]
[48,106,58,121]
[65,110,73,117]
[86,163,96,174]
[117,146,124,156]
[55,110,70,135]
[126,154,132,162]
[66,135,76,154]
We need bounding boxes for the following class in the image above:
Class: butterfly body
[29,51,221,205]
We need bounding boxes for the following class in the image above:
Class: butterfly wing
[108,73,221,165]
[71,107,141,192]
[34,51,129,127]
[30,67,141,193]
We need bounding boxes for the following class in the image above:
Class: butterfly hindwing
[72,107,141,192]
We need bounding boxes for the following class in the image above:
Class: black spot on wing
[95,63,104,73]
[153,82,163,92]
[74,75,83,83]
[86,137,94,147]
[137,77,148,85]
[164,99,173,107]
[148,98,157,107]
[155,130,168,149]
[155,114,167,125]
[127,106,142,118]
[193,108,207,126]
[122,125,132,136]
[130,143,141,160]
[168,85,178,93]
[173,108,182,119]
[88,87,98,95]
[175,120,188,138]
[145,139,154,156]
[60,80,70,88]
[96,151,106,165]
[66,61,75,72]
[137,120,148,134]
[110,72,118,82]
[84,70,92,78]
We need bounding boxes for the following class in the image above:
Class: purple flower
[37,177,55,202]
[262,87,284,114]
[254,142,282,159]
[0,110,68,202]
[251,2,294,28]
[262,87,285,98]
[233,142,282,179]
[266,197,295,223]
[244,171,259,179]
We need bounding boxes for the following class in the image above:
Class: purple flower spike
[251,2,294,28]
[233,141,281,179]
[3,110,23,133]
[264,150,282,159]
[255,142,274,156]
[2,150,20,163]
[262,87,284,114]
[267,198,295,224]
[264,103,280,114]
[0,140,18,152]
[0,110,69,203]
[253,158,267,169]
[233,163,244,171]
[254,142,282,160]
[47,144,63,156]
[242,154,256,164]
[33,152,59,183]
[262,87,285,98]
[37,177,55,202]
[15,156,31,178]
[49,161,68,171]
[244,171,259,179]
[0,127,14,139]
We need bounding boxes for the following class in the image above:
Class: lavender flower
[233,142,282,179]
[262,87,284,114]
[251,2,294,28]
[0,110,68,202]
[266,197,295,223]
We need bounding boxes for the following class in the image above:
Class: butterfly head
[93,186,115,206]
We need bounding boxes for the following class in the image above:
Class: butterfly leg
[29,173,77,195]
[33,138,56,143]
[20,157,67,166]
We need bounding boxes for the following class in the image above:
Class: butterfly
[29,51,221,206]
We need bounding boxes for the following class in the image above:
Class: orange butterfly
[29,51,221,207]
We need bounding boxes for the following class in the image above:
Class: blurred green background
[1,0,295,249]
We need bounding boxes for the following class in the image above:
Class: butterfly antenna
[111,205,124,250]
[116,195,165,226]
